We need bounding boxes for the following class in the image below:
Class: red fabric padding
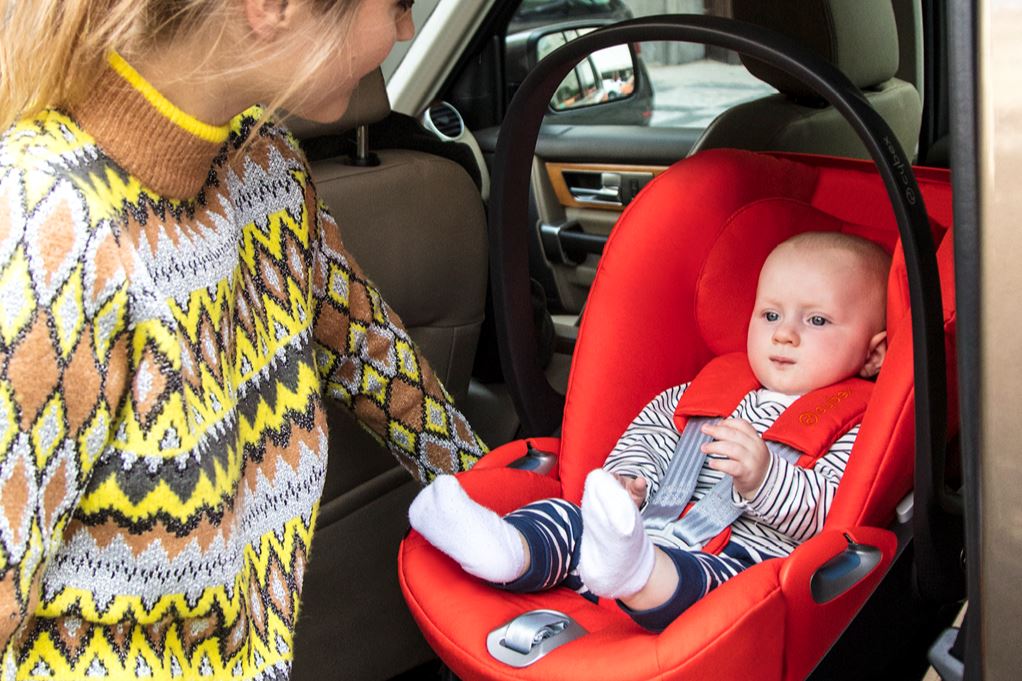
[674,352,874,468]
[451,466,565,515]
[768,378,872,468]
[780,527,898,681]
[672,353,760,420]
[694,198,887,356]
[885,227,959,434]
[827,306,917,529]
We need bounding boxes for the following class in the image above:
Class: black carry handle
[488,14,960,602]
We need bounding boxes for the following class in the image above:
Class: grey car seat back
[691,0,922,160]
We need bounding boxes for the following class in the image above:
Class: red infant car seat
[399,149,956,681]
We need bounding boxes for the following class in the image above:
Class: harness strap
[643,352,873,552]
[674,352,874,469]
[643,418,804,549]
[643,416,717,535]
[673,440,802,547]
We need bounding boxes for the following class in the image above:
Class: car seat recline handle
[810,533,884,604]
[490,14,962,602]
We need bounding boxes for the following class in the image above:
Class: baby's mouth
[770,356,795,367]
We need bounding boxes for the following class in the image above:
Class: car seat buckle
[486,609,587,667]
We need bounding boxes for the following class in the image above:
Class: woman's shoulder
[1,108,99,179]
[229,106,305,158]
[0,109,105,236]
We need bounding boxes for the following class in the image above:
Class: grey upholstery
[691,0,922,160]
[290,71,487,680]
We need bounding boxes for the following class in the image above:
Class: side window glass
[505,0,776,132]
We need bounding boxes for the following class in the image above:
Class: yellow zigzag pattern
[27,516,314,678]
[35,513,314,624]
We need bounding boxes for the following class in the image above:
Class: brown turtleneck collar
[71,53,231,200]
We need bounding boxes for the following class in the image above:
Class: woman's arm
[310,201,487,482]
[0,187,130,651]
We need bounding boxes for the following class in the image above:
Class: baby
[409,231,891,631]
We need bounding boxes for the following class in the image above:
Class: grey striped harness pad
[641,416,802,550]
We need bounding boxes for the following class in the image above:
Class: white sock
[578,468,656,599]
[408,475,526,584]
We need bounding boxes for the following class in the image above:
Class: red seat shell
[399,149,955,680]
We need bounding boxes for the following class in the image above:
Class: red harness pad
[674,352,873,467]
[666,353,872,554]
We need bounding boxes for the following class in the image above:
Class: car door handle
[565,171,623,206]
[569,186,622,204]
[562,170,654,207]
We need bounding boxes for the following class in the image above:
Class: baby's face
[747,245,885,395]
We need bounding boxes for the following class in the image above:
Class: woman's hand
[700,419,771,499]
[612,473,649,507]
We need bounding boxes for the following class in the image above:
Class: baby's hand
[612,473,648,507]
[700,419,770,499]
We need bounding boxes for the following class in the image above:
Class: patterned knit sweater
[0,53,486,680]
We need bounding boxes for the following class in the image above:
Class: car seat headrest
[695,198,895,356]
[285,68,391,140]
[732,0,900,101]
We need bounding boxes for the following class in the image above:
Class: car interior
[287,0,980,679]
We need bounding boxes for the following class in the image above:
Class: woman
[0,1,486,678]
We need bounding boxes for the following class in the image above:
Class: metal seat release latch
[486,609,587,667]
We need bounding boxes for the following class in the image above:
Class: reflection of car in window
[505,20,655,125]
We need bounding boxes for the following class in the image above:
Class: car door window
[505,0,776,131]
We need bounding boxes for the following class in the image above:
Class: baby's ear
[859,331,888,378]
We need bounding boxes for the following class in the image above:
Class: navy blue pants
[496,498,756,632]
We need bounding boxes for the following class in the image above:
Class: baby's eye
[763,311,779,322]
[808,315,829,327]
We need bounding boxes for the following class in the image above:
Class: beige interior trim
[979,1,1022,677]
[545,162,668,211]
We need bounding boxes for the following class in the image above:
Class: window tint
[505,0,776,129]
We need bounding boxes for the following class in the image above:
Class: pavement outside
[646,59,775,128]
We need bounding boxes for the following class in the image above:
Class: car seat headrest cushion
[732,0,900,100]
[695,198,893,356]
[284,68,391,140]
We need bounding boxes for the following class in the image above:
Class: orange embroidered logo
[799,389,852,426]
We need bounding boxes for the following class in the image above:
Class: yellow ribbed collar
[106,52,230,145]
[71,53,235,199]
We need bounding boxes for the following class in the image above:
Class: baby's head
[747,232,891,395]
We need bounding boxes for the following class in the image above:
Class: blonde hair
[0,0,360,132]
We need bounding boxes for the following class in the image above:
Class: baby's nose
[773,326,798,344]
